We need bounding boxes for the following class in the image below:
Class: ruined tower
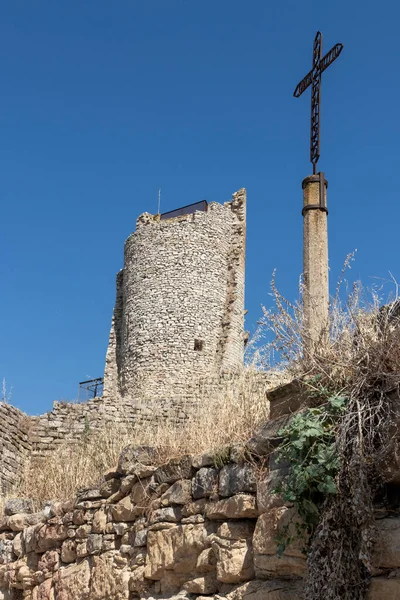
[103,188,246,415]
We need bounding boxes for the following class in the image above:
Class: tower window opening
[194,339,204,351]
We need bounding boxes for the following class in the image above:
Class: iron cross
[294,31,343,174]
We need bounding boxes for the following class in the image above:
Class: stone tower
[103,188,246,415]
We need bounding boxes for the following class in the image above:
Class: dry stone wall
[0,404,31,496]
[1,386,399,599]
[103,189,246,409]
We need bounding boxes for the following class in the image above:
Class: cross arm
[293,42,344,98]
[319,43,344,75]
[293,69,313,98]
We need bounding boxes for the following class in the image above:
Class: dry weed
[13,369,269,507]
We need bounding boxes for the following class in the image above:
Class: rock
[134,529,148,547]
[226,579,304,600]
[32,578,55,600]
[38,550,60,578]
[155,455,194,485]
[12,533,23,558]
[246,415,290,457]
[61,540,76,563]
[206,495,258,520]
[373,518,400,569]
[145,523,216,580]
[99,478,121,498]
[219,464,257,497]
[76,488,103,503]
[35,523,69,552]
[149,507,182,524]
[87,534,103,554]
[6,512,45,532]
[267,380,305,420]
[192,451,215,469]
[182,498,207,517]
[196,547,217,572]
[212,537,254,583]
[253,509,306,579]
[257,469,290,513]
[4,498,34,516]
[117,445,157,475]
[92,508,107,534]
[367,577,400,600]
[183,573,218,594]
[129,565,149,596]
[253,507,306,559]
[53,559,91,599]
[0,539,13,565]
[110,496,142,522]
[192,468,218,500]
[161,480,192,506]
[217,521,255,541]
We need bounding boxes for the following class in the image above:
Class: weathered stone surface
[257,470,290,513]
[219,464,257,497]
[182,498,207,517]
[4,499,34,517]
[192,451,215,469]
[253,508,306,579]
[183,573,218,594]
[206,495,258,520]
[6,512,44,532]
[90,552,130,599]
[60,540,76,563]
[161,480,192,506]
[367,577,400,600]
[149,507,182,524]
[246,415,290,457]
[267,380,305,420]
[0,540,13,565]
[110,496,142,522]
[76,488,103,503]
[35,523,69,552]
[192,468,218,500]
[212,537,254,583]
[145,523,216,580]
[217,521,255,541]
[373,518,400,569]
[117,445,157,475]
[196,547,217,572]
[226,579,304,600]
[92,508,107,534]
[53,560,91,600]
[155,455,193,485]
[99,478,121,498]
[253,508,306,557]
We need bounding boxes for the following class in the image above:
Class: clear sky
[1,0,399,415]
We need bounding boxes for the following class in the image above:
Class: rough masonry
[103,189,247,407]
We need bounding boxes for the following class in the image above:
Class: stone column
[302,174,329,352]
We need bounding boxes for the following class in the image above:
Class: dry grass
[10,369,269,508]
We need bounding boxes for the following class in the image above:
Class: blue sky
[1,0,399,414]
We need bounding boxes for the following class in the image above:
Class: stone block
[373,517,400,569]
[206,495,258,520]
[367,577,400,600]
[117,445,157,475]
[161,480,192,505]
[219,464,257,497]
[4,499,34,516]
[192,468,219,499]
[155,455,194,484]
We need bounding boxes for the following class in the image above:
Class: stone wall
[0,404,31,496]
[0,385,398,599]
[103,189,246,407]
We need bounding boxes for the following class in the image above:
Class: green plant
[274,394,347,549]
